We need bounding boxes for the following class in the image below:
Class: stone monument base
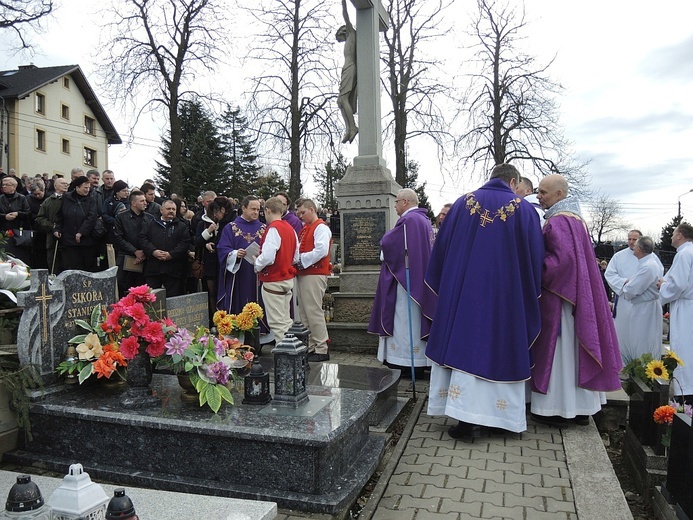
[5,375,386,515]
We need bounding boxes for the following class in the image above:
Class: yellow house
[0,64,121,177]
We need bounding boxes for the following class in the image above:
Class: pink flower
[129,285,157,303]
[120,336,140,360]
[146,339,165,358]
[141,321,164,343]
[124,302,148,327]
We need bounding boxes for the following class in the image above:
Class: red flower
[124,302,149,327]
[145,339,165,357]
[119,336,140,360]
[141,321,164,343]
[5,230,13,238]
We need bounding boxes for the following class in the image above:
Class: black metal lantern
[272,333,308,407]
[242,359,271,405]
[287,321,310,345]
[106,488,138,520]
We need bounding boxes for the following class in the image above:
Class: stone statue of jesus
[337,0,358,144]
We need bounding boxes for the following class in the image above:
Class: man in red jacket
[296,199,333,362]
[254,197,299,343]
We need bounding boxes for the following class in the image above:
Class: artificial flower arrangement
[623,350,684,389]
[154,325,236,413]
[213,302,264,336]
[653,400,693,448]
[56,285,168,384]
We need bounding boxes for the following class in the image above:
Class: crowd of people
[0,166,336,362]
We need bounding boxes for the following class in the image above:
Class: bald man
[531,174,622,426]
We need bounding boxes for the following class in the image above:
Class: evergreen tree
[219,105,261,198]
[314,154,348,211]
[658,215,684,251]
[402,160,434,222]
[253,170,289,201]
[156,99,228,202]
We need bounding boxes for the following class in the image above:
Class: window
[61,104,69,120]
[35,93,45,114]
[36,129,46,151]
[63,77,70,89]
[62,139,70,154]
[83,147,97,167]
[84,116,95,136]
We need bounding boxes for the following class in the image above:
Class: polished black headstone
[166,292,207,331]
[342,211,386,267]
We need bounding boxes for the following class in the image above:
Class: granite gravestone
[17,267,117,386]
[166,292,207,332]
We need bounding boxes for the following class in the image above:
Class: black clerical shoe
[573,415,590,426]
[308,353,330,362]
[530,413,567,427]
[448,421,481,441]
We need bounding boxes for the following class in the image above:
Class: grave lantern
[243,358,271,405]
[272,333,308,407]
[47,464,109,519]
[1,475,51,519]
[287,321,310,346]
[105,488,138,520]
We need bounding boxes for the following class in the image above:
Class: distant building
[0,64,121,176]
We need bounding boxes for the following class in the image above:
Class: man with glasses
[369,188,435,376]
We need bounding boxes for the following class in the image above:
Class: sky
[2,0,693,240]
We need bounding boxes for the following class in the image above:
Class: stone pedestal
[331,164,400,350]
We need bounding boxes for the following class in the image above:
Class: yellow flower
[76,333,104,361]
[664,351,684,367]
[242,302,264,320]
[645,360,670,381]
[217,316,235,336]
[235,311,255,331]
[212,310,227,326]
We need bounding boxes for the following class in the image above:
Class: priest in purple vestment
[368,188,436,373]
[217,196,267,324]
[425,164,544,438]
[530,174,622,426]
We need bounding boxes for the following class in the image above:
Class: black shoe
[448,421,482,440]
[307,353,330,362]
[573,415,590,426]
[530,413,567,427]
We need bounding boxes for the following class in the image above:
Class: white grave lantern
[48,464,109,520]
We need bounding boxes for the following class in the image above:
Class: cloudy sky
[2,0,693,239]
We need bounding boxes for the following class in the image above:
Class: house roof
[0,64,122,145]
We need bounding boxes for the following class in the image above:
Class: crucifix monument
[333,0,401,347]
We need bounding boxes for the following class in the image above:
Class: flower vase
[120,350,159,408]
[177,374,198,402]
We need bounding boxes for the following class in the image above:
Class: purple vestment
[282,211,303,235]
[368,207,436,340]
[424,178,544,382]
[531,210,622,393]
[216,217,266,315]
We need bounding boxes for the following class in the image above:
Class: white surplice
[530,301,606,418]
[660,241,693,395]
[621,253,664,362]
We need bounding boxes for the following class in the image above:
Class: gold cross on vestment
[479,209,494,227]
[35,282,52,342]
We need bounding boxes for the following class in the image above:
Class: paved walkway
[278,352,633,520]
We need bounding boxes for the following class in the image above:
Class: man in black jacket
[114,190,151,296]
[139,199,191,297]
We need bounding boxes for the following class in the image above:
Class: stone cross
[350,0,388,168]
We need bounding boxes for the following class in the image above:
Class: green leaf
[78,363,93,384]
[68,334,88,344]
[90,305,102,328]
[184,362,194,373]
[217,384,234,405]
[197,380,209,404]
[74,320,94,332]
[206,385,222,413]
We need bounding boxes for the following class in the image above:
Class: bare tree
[382,0,455,186]
[97,0,226,195]
[1,0,53,49]
[586,193,629,246]
[245,0,340,201]
[459,0,585,184]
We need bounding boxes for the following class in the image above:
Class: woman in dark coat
[27,179,48,269]
[195,197,233,327]
[54,176,99,272]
